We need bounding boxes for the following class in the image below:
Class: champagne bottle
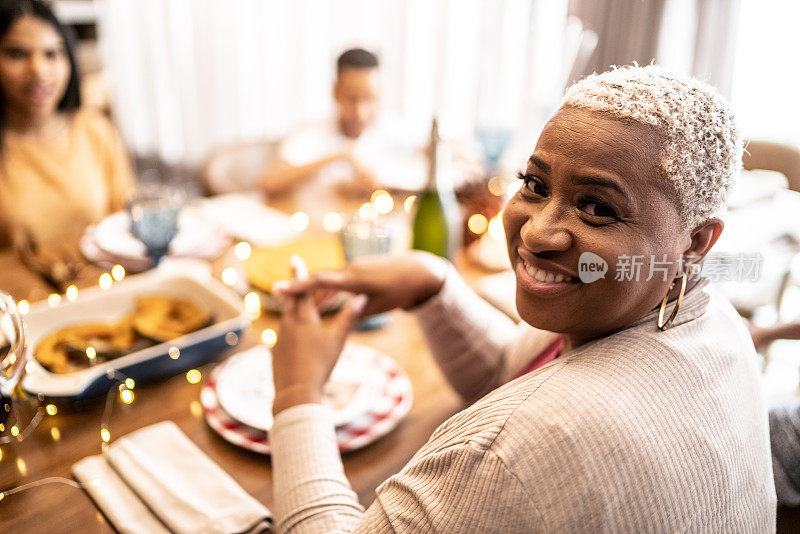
[412,118,461,259]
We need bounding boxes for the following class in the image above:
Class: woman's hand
[271,257,368,416]
[272,251,448,317]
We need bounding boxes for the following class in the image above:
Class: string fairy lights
[0,364,169,502]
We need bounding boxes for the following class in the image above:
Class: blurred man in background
[261,48,425,200]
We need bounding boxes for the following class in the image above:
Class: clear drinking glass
[0,290,28,426]
[340,218,392,330]
[127,183,186,267]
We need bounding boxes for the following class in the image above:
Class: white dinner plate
[215,343,387,431]
[93,208,227,260]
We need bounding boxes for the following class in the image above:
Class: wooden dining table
[0,193,496,532]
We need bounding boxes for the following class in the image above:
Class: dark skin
[272,106,725,412]
[504,106,723,350]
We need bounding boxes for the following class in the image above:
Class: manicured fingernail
[352,293,368,311]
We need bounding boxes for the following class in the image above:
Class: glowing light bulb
[100,428,110,443]
[488,176,507,196]
[244,292,261,314]
[404,195,417,213]
[290,211,309,232]
[186,369,202,384]
[467,214,489,235]
[10,426,19,437]
[221,267,238,286]
[18,300,29,315]
[261,329,277,346]
[45,404,57,416]
[488,214,505,241]
[65,285,78,301]
[125,378,135,390]
[86,347,96,360]
[47,294,61,308]
[234,242,252,260]
[99,273,113,290]
[322,212,343,233]
[370,189,388,203]
[111,265,126,281]
[372,192,394,214]
[120,389,134,404]
[168,347,180,359]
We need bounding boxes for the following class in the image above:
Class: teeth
[523,261,571,284]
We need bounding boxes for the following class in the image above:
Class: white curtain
[568,0,667,81]
[567,0,742,100]
[657,0,741,99]
[729,0,800,145]
[97,0,581,166]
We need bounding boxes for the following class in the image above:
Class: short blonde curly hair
[561,65,742,229]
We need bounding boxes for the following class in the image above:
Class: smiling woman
[0,0,133,258]
[269,65,775,532]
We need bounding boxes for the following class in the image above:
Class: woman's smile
[514,249,581,298]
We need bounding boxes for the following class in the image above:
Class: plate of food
[214,343,387,431]
[201,343,414,453]
[22,269,250,400]
[233,235,347,313]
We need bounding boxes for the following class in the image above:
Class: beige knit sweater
[270,269,776,532]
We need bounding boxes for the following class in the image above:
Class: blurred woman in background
[0,0,132,274]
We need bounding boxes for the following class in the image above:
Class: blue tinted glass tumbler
[127,183,186,267]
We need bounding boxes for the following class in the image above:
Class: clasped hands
[270,252,447,416]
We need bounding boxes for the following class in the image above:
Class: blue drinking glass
[477,127,512,175]
[127,183,186,267]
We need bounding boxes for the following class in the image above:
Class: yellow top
[0,108,134,249]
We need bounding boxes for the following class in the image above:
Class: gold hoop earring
[657,271,688,331]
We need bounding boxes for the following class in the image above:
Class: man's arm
[260,154,345,196]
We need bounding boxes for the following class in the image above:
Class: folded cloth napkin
[72,421,272,534]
